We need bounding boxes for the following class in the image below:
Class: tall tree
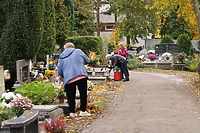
[152,0,198,40]
[0,0,44,90]
[160,9,193,39]
[38,0,56,61]
[73,0,95,36]
[0,0,44,72]
[55,0,71,48]
[110,0,158,43]
[64,0,75,30]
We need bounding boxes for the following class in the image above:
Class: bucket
[114,72,122,81]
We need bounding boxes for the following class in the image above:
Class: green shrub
[0,103,16,121]
[127,59,146,69]
[186,57,200,72]
[177,34,194,56]
[14,81,57,105]
[66,36,104,63]
[66,36,103,55]
[173,52,187,64]
[160,35,174,44]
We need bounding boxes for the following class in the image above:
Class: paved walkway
[82,71,200,133]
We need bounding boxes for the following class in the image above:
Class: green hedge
[66,36,103,55]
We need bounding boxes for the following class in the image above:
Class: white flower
[139,55,144,59]
[16,94,22,98]
[2,102,11,108]
[162,52,172,57]
[2,93,12,100]
[148,50,155,54]
[8,92,17,99]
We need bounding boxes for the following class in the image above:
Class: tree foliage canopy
[109,0,158,43]
[0,0,44,72]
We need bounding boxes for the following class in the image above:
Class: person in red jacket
[118,43,128,59]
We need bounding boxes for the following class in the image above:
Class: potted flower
[9,96,34,117]
[45,119,65,133]
[45,70,56,83]
[162,52,172,60]
[113,67,122,81]
[49,61,57,70]
[147,54,157,61]
[58,90,65,103]
[14,81,57,105]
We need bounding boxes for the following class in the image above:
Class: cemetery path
[82,71,200,133]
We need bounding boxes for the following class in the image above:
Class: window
[105,25,114,30]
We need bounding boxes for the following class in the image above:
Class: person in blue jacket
[57,42,91,117]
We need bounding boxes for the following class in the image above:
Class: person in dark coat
[106,54,129,82]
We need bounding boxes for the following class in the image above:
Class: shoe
[123,78,129,82]
[69,113,78,117]
[79,111,91,117]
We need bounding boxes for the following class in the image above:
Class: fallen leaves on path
[64,81,124,132]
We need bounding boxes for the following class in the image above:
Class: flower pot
[49,75,55,83]
[150,58,155,61]
[114,72,122,81]
[59,99,64,103]
[166,57,170,60]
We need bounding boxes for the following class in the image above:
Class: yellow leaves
[64,82,124,132]
[152,0,198,40]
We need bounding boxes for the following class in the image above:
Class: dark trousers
[65,78,87,113]
[119,62,129,79]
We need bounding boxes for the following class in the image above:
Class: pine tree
[37,0,56,61]
[73,0,95,36]
[55,0,71,48]
[160,9,193,39]
[0,0,44,72]
[177,34,194,56]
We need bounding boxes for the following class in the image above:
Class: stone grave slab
[33,105,58,112]
[33,105,64,119]
[88,77,108,84]
[1,110,39,133]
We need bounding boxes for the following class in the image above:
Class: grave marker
[16,59,31,83]
[0,66,5,96]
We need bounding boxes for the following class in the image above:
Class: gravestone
[2,110,39,133]
[0,66,5,96]
[16,59,31,83]
[139,49,148,57]
[155,43,179,56]
[33,105,64,119]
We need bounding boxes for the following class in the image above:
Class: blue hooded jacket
[57,48,90,86]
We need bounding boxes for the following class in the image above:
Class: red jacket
[118,46,128,59]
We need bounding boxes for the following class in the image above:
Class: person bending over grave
[57,42,91,117]
[106,54,130,82]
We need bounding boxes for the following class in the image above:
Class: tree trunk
[96,0,100,36]
[192,0,200,39]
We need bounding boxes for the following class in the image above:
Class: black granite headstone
[155,43,179,56]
